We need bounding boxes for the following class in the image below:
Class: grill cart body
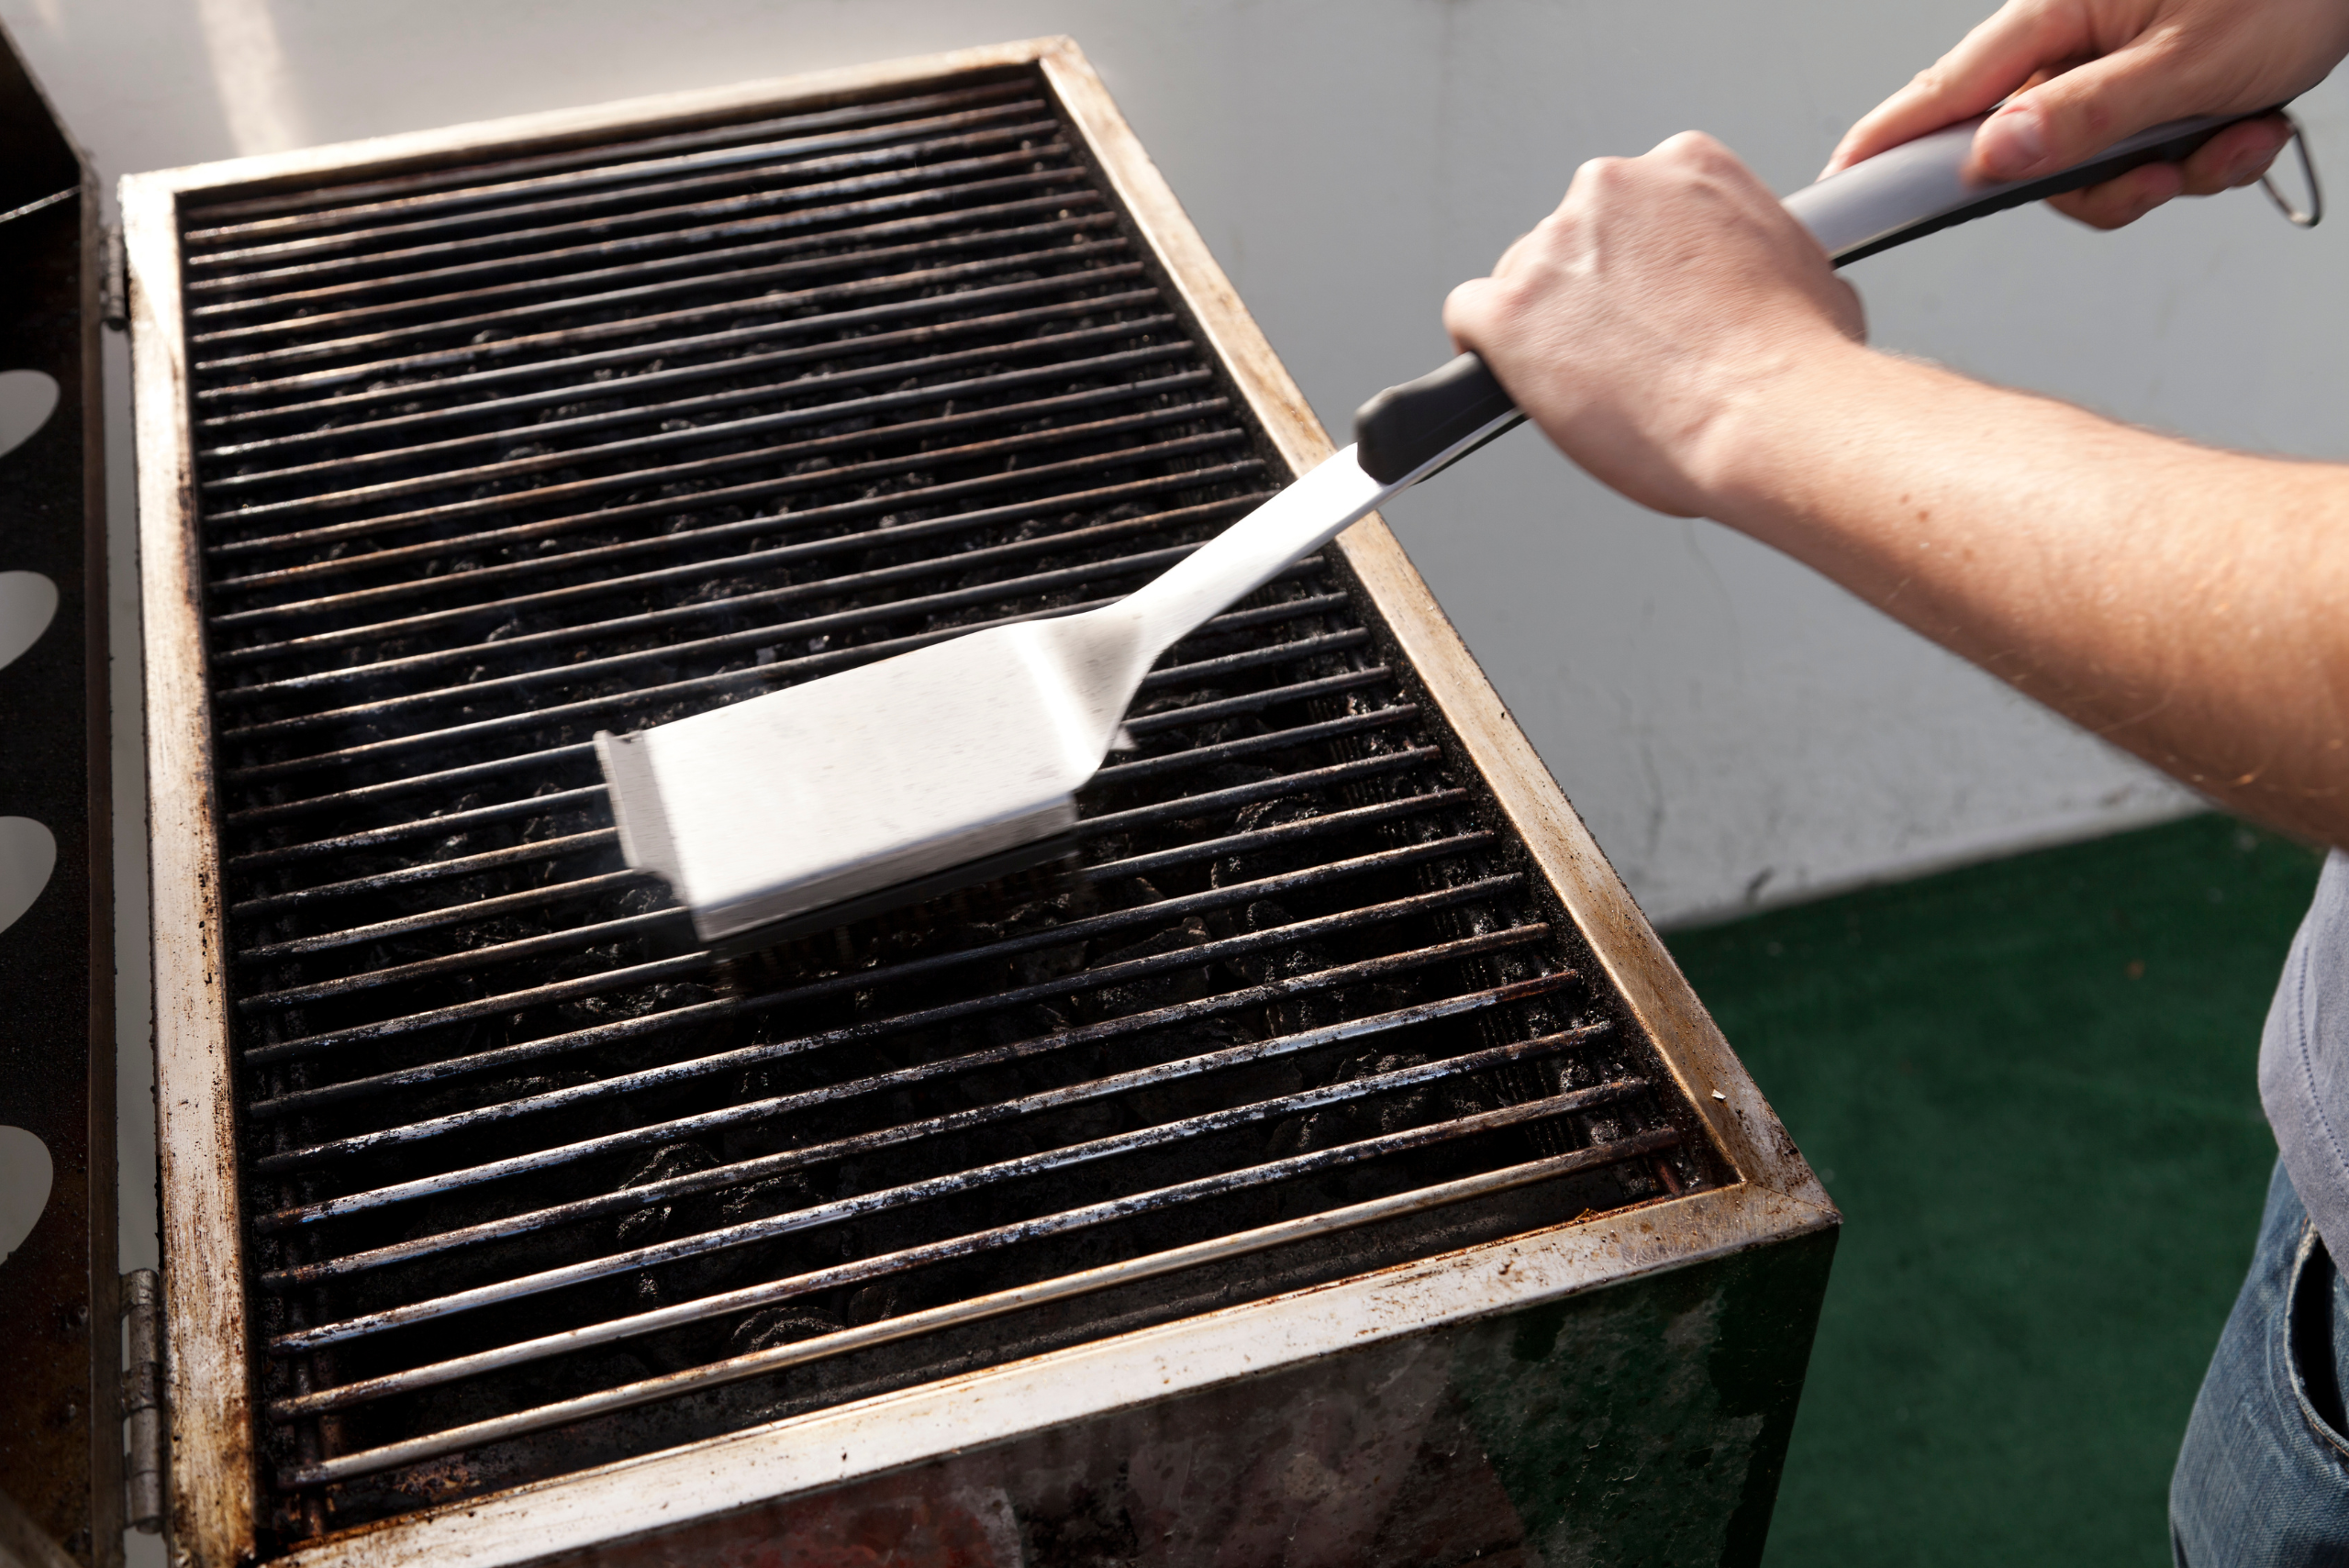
[106,34,1834,1568]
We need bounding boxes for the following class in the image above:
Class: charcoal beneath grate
[729,1305,840,1357]
[1083,917,1211,1016]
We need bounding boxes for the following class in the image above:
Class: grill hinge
[98,222,126,332]
[119,1270,163,1537]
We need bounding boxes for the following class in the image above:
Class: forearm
[1703,344,2349,844]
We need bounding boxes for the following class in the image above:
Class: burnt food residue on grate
[178,67,1715,1543]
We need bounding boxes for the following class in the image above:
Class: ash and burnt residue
[172,67,1714,1544]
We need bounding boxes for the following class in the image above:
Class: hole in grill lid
[170,61,1720,1544]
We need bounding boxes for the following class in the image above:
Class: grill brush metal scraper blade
[597,106,2281,947]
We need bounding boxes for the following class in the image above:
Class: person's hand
[1824,0,2347,229]
[1442,134,1865,519]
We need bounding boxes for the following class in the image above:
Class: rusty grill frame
[127,37,1832,1568]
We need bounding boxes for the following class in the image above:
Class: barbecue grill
[16,32,1833,1568]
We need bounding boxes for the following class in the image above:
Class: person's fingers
[1969,29,2249,181]
[1442,275,1500,357]
[2043,160,2185,228]
[2172,113,2293,194]
[1823,0,2095,174]
[2038,113,2291,227]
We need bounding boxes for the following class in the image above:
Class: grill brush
[598,108,2277,948]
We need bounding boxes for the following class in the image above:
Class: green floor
[1664,814,2325,1567]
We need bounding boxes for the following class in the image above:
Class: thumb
[1974,38,2227,181]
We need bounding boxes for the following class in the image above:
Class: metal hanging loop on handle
[2261,113,2321,228]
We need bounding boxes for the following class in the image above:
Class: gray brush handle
[1784,108,2264,262]
[1353,107,2275,483]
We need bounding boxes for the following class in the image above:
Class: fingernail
[1977,101,2048,180]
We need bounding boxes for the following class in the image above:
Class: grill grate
[179,65,1712,1543]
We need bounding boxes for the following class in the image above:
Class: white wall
[16,0,2343,933]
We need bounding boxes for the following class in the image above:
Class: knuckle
[1568,156,1631,206]
[1673,128,1728,161]
[1652,128,1731,172]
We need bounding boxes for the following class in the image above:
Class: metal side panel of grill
[125,36,1835,1568]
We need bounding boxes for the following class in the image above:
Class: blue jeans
[2173,1160,2349,1564]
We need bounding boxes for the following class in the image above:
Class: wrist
[1683,332,1900,529]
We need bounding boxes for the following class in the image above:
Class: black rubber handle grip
[1353,352,1520,484]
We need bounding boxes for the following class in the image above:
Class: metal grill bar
[184,83,1041,235]
[192,168,1096,314]
[243,833,1495,1074]
[199,306,1171,491]
[195,200,1097,373]
[190,144,1088,317]
[1086,787,1472,880]
[191,183,1107,343]
[216,497,1270,694]
[266,1089,1653,1472]
[232,831,610,918]
[214,582,1318,801]
[230,738,1423,1011]
[273,1079,1651,1418]
[223,705,1422,957]
[264,971,1584,1296]
[208,451,1260,638]
[227,740,1412,906]
[217,546,1342,743]
[270,1015,1613,1356]
[238,870,646,962]
[195,263,1156,408]
[231,775,1446,983]
[206,398,1229,571]
[207,453,1257,627]
[206,344,1187,529]
[215,580,1341,789]
[275,1123,1686,1491]
[192,186,1100,356]
[239,910,684,1012]
[227,787,612,868]
[244,896,1508,1131]
[1089,704,1419,784]
[254,863,1514,1147]
[201,303,1152,463]
[196,288,1158,439]
[218,683,1391,848]
[188,105,1062,266]
[244,882,1530,1230]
